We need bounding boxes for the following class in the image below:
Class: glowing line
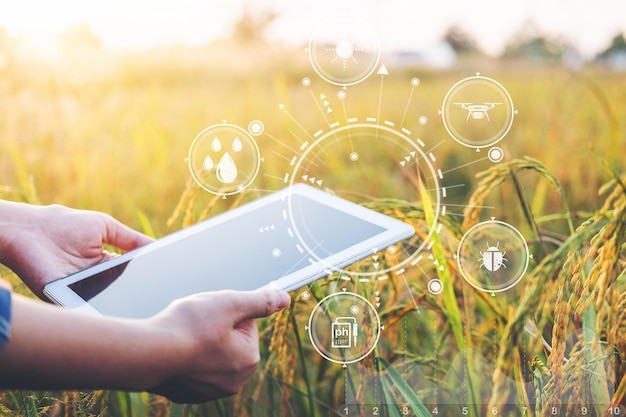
[308,89,332,128]
[281,108,314,142]
[265,131,300,154]
[441,157,489,175]
[270,150,294,163]
[262,174,285,181]
[411,254,423,266]
[400,84,415,127]
[376,72,385,139]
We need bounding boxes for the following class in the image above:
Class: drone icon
[455,102,501,121]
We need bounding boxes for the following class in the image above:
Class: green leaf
[378,357,431,417]
[137,211,157,238]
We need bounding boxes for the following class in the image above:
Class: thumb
[101,214,155,252]
[229,288,291,323]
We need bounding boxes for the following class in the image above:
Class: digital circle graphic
[428,278,444,295]
[187,123,261,196]
[441,75,515,149]
[287,122,441,278]
[248,120,265,136]
[307,15,381,86]
[456,219,529,293]
[308,292,381,364]
[488,146,504,163]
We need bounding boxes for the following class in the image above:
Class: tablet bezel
[44,183,415,315]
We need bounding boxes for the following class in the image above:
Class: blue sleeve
[0,288,11,348]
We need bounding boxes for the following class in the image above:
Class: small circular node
[428,278,444,295]
[272,248,282,258]
[411,77,421,87]
[302,77,312,86]
[349,151,359,161]
[248,120,265,136]
[337,90,347,100]
[488,146,504,163]
[418,116,428,125]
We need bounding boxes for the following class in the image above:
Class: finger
[101,214,154,251]
[229,288,291,323]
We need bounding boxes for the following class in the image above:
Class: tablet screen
[64,191,393,318]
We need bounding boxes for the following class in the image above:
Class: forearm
[0,200,37,267]
[0,295,185,392]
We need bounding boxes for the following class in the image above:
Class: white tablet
[43,183,414,318]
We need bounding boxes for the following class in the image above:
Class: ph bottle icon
[332,317,358,348]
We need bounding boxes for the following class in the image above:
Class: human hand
[0,202,153,298]
[147,287,291,403]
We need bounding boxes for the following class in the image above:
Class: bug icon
[479,242,507,272]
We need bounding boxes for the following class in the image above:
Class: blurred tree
[0,27,12,66]
[502,19,568,61]
[443,25,481,55]
[596,32,626,70]
[231,7,278,47]
[57,23,102,56]
[596,32,626,58]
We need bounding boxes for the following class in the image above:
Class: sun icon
[328,39,363,68]
[308,14,380,86]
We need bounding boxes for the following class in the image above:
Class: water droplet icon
[203,155,214,170]
[216,152,237,184]
[211,137,222,152]
[232,137,243,152]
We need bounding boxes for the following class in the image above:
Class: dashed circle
[287,122,441,278]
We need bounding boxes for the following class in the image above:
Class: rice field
[1,42,626,416]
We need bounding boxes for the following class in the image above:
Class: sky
[0,0,625,58]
